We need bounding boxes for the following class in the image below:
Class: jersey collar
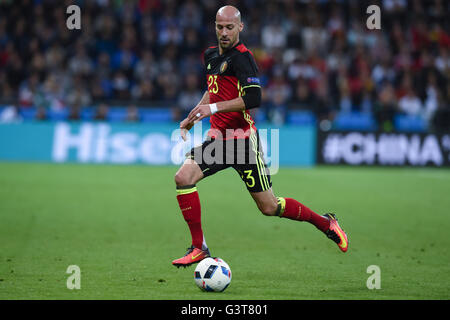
[220,40,241,55]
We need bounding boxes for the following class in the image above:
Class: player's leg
[250,189,330,230]
[275,195,348,252]
[172,159,211,267]
[249,188,328,230]
[249,188,348,252]
[174,159,207,244]
[174,159,204,187]
[238,131,348,252]
[248,188,277,216]
[250,188,330,230]
[173,139,230,267]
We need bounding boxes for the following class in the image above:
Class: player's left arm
[188,52,261,122]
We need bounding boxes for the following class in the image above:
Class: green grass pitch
[0,162,449,300]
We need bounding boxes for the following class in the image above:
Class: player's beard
[218,36,234,51]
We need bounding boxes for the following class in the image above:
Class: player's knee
[174,171,190,187]
[258,202,278,216]
[174,170,198,187]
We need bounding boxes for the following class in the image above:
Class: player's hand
[187,104,212,123]
[180,118,194,141]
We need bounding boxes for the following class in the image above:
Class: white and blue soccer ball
[194,257,232,292]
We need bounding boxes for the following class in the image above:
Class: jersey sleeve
[232,51,261,90]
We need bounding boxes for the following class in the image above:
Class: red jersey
[203,41,261,140]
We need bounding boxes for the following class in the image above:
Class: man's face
[215,20,242,51]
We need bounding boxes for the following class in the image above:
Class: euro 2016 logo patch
[220,61,228,74]
[247,77,260,85]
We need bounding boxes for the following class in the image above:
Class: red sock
[176,185,204,249]
[277,197,330,232]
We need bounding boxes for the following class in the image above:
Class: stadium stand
[0,0,448,132]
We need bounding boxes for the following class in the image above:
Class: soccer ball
[194,257,232,292]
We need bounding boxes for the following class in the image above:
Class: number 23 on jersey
[207,75,219,94]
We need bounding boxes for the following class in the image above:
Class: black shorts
[186,131,272,193]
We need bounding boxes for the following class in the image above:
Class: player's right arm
[180,91,210,141]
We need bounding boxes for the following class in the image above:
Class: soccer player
[172,6,348,267]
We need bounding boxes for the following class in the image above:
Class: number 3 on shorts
[243,170,255,188]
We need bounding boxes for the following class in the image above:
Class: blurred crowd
[0,0,449,131]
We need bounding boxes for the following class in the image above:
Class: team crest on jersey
[220,61,228,74]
